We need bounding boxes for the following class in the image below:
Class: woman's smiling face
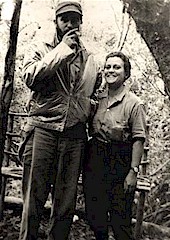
[104,56,125,89]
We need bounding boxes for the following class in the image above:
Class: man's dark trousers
[19,126,86,240]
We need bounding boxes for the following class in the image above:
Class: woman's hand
[124,139,144,193]
[124,170,137,193]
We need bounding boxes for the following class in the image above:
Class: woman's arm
[124,138,145,193]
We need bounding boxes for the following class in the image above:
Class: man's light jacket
[22,34,98,133]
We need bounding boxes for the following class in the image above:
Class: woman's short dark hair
[105,52,131,80]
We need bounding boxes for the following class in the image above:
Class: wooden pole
[0,114,14,219]
[134,121,150,240]
[0,0,22,217]
[134,148,149,239]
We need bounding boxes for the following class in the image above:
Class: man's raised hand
[62,28,80,49]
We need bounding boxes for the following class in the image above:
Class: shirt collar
[99,84,129,106]
[109,84,129,107]
[113,85,128,101]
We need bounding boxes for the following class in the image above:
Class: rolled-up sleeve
[130,103,146,140]
[22,41,74,91]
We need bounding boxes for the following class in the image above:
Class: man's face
[56,12,81,36]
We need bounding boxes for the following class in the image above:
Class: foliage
[123,0,170,96]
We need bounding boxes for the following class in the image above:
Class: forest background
[0,0,170,239]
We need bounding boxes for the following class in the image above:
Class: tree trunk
[122,0,170,96]
[0,0,22,189]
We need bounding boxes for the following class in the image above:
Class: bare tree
[0,0,22,189]
[122,0,170,96]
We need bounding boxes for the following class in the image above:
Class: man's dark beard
[57,28,65,41]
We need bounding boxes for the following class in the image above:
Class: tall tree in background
[123,0,170,96]
[0,0,22,189]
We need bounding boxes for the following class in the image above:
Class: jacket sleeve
[22,41,74,91]
[90,70,103,100]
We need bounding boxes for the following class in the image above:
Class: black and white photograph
[0,0,170,239]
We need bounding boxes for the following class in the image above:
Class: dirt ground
[0,181,160,240]
[0,208,157,240]
[0,209,95,240]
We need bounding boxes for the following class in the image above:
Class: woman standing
[84,52,147,240]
